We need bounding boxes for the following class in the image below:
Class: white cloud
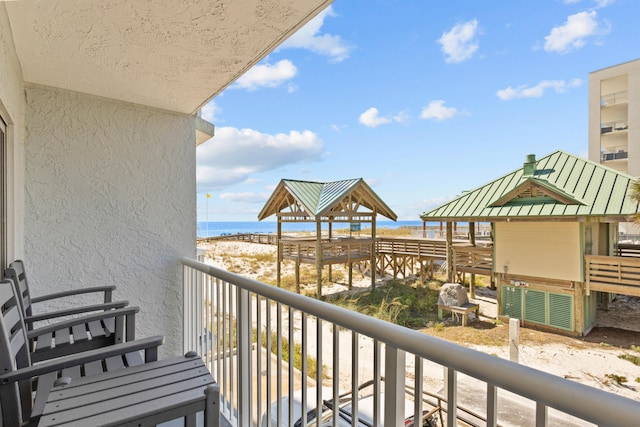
[420,100,458,121]
[543,11,607,53]
[232,60,298,91]
[199,101,220,123]
[196,127,323,190]
[359,108,391,128]
[595,0,615,8]
[437,19,480,63]
[279,6,353,62]
[496,78,583,100]
[219,192,271,204]
[358,107,408,128]
[561,0,614,7]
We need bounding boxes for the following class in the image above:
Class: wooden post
[277,218,282,288]
[295,244,300,294]
[371,212,377,289]
[328,221,333,282]
[575,281,585,335]
[469,221,476,299]
[422,220,426,238]
[446,222,453,282]
[316,219,323,298]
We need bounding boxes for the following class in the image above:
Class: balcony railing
[601,90,628,107]
[182,257,639,427]
[601,120,629,134]
[601,149,629,162]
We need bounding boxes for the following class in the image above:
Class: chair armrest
[30,285,117,304]
[27,306,140,338]
[0,335,164,384]
[25,300,129,324]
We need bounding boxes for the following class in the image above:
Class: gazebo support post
[446,222,453,282]
[328,221,333,282]
[316,219,323,298]
[277,218,282,288]
[469,221,476,299]
[371,211,377,290]
[295,251,300,294]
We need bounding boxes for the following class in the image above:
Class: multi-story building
[588,59,640,238]
[588,58,640,176]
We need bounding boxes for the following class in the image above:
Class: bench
[438,302,480,326]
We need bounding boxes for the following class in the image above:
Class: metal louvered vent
[501,286,522,319]
[524,289,546,325]
[517,187,545,198]
[549,293,574,331]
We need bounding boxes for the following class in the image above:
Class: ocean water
[197,220,426,238]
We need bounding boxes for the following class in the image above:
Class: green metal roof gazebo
[259,178,397,296]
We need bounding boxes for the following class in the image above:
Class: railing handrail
[182,256,640,426]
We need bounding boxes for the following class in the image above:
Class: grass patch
[331,279,438,328]
[258,331,329,380]
[606,373,628,385]
[618,353,640,366]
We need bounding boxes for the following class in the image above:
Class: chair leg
[204,384,220,427]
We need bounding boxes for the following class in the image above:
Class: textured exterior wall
[495,222,581,282]
[24,86,196,356]
[0,4,27,262]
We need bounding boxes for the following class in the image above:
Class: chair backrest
[4,260,32,320]
[0,278,33,425]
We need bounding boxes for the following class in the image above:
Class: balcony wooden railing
[585,254,640,297]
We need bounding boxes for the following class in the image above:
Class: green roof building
[421,151,640,336]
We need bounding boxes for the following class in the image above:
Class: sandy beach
[201,240,640,405]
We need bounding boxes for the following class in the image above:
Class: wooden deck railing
[280,238,373,264]
[452,246,493,277]
[376,237,448,259]
[585,254,640,296]
[617,243,640,258]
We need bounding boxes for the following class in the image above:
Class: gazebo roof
[420,150,639,222]
[258,178,397,221]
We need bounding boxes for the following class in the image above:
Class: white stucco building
[0,0,332,356]
[588,58,640,175]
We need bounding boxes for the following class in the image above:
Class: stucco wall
[24,85,196,357]
[495,222,581,282]
[0,4,27,263]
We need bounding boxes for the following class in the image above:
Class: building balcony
[601,120,629,134]
[601,90,629,107]
[181,257,639,427]
[601,149,629,162]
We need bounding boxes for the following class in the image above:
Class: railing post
[236,288,251,425]
[384,345,406,427]
[444,367,458,427]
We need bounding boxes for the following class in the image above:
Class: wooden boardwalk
[202,233,494,283]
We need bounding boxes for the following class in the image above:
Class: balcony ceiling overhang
[5,0,332,114]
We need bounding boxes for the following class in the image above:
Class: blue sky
[196,0,638,222]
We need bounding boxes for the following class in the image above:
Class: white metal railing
[182,257,640,427]
[601,90,628,107]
